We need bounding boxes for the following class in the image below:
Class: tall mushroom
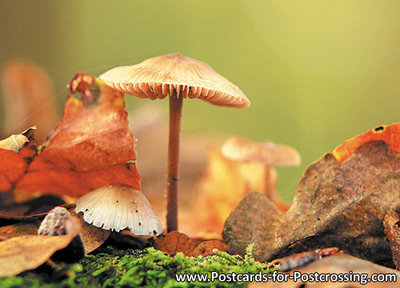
[100,53,250,232]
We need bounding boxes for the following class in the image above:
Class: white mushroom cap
[75,184,163,236]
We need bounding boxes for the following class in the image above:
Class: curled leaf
[0,73,141,198]
[224,140,400,263]
[333,123,400,163]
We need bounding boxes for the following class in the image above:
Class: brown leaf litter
[224,141,400,263]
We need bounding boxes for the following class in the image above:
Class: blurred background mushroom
[221,136,300,210]
[181,137,299,238]
[100,53,250,232]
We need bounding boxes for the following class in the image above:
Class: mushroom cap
[221,136,301,166]
[99,53,250,108]
[75,184,163,236]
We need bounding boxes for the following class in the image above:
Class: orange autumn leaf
[181,146,279,239]
[0,73,141,198]
[0,128,37,192]
[333,123,400,163]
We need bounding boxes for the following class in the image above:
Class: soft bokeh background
[1,1,400,202]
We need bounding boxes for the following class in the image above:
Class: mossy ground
[0,244,274,288]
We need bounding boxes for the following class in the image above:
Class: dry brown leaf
[383,209,400,270]
[0,205,109,255]
[0,220,39,238]
[191,240,225,257]
[224,141,400,263]
[156,231,196,256]
[0,216,81,277]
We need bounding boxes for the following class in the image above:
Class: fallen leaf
[0,73,141,198]
[249,254,400,288]
[224,140,400,263]
[383,209,400,270]
[0,219,40,238]
[156,231,196,256]
[1,60,58,143]
[333,123,400,163]
[191,240,225,257]
[0,130,37,194]
[0,195,65,220]
[0,205,109,255]
[0,215,81,277]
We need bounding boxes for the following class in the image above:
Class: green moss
[0,244,274,288]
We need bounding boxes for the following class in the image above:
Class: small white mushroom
[38,206,71,236]
[75,184,163,236]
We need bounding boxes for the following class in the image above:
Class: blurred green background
[1,1,400,202]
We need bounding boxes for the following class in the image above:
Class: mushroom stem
[263,164,274,198]
[167,92,183,232]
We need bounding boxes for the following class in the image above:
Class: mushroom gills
[75,183,163,236]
